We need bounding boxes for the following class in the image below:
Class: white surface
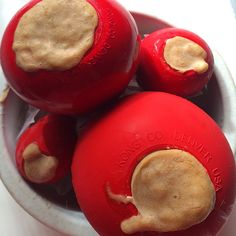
[0,0,236,235]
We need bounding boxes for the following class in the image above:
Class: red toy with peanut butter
[138,28,214,97]
[72,92,236,236]
[16,114,77,184]
[0,0,141,115]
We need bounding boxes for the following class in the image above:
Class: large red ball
[1,0,140,115]
[72,92,235,236]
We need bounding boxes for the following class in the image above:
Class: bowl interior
[0,12,236,236]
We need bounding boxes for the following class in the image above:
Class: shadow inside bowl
[189,73,223,127]
[132,12,172,37]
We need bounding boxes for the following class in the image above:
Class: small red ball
[138,28,214,97]
[16,114,77,184]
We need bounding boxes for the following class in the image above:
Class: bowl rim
[0,12,236,236]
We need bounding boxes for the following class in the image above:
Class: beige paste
[107,149,215,234]
[13,0,98,72]
[23,143,59,183]
[0,86,10,103]
[164,36,209,73]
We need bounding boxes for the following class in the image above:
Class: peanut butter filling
[108,149,215,234]
[163,36,209,73]
[13,0,98,72]
[23,143,59,183]
[0,86,10,103]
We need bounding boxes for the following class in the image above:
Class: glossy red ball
[16,114,77,184]
[0,0,141,115]
[138,28,214,97]
[72,92,235,236]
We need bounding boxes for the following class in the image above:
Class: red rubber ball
[138,28,214,97]
[0,0,140,115]
[72,92,235,236]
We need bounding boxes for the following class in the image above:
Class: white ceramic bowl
[0,12,236,236]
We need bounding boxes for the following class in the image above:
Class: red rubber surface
[16,114,77,184]
[138,28,214,97]
[0,0,141,115]
[72,92,235,236]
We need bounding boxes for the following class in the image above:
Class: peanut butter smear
[163,36,209,74]
[108,149,216,234]
[13,0,98,72]
[0,86,10,103]
[23,143,59,183]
